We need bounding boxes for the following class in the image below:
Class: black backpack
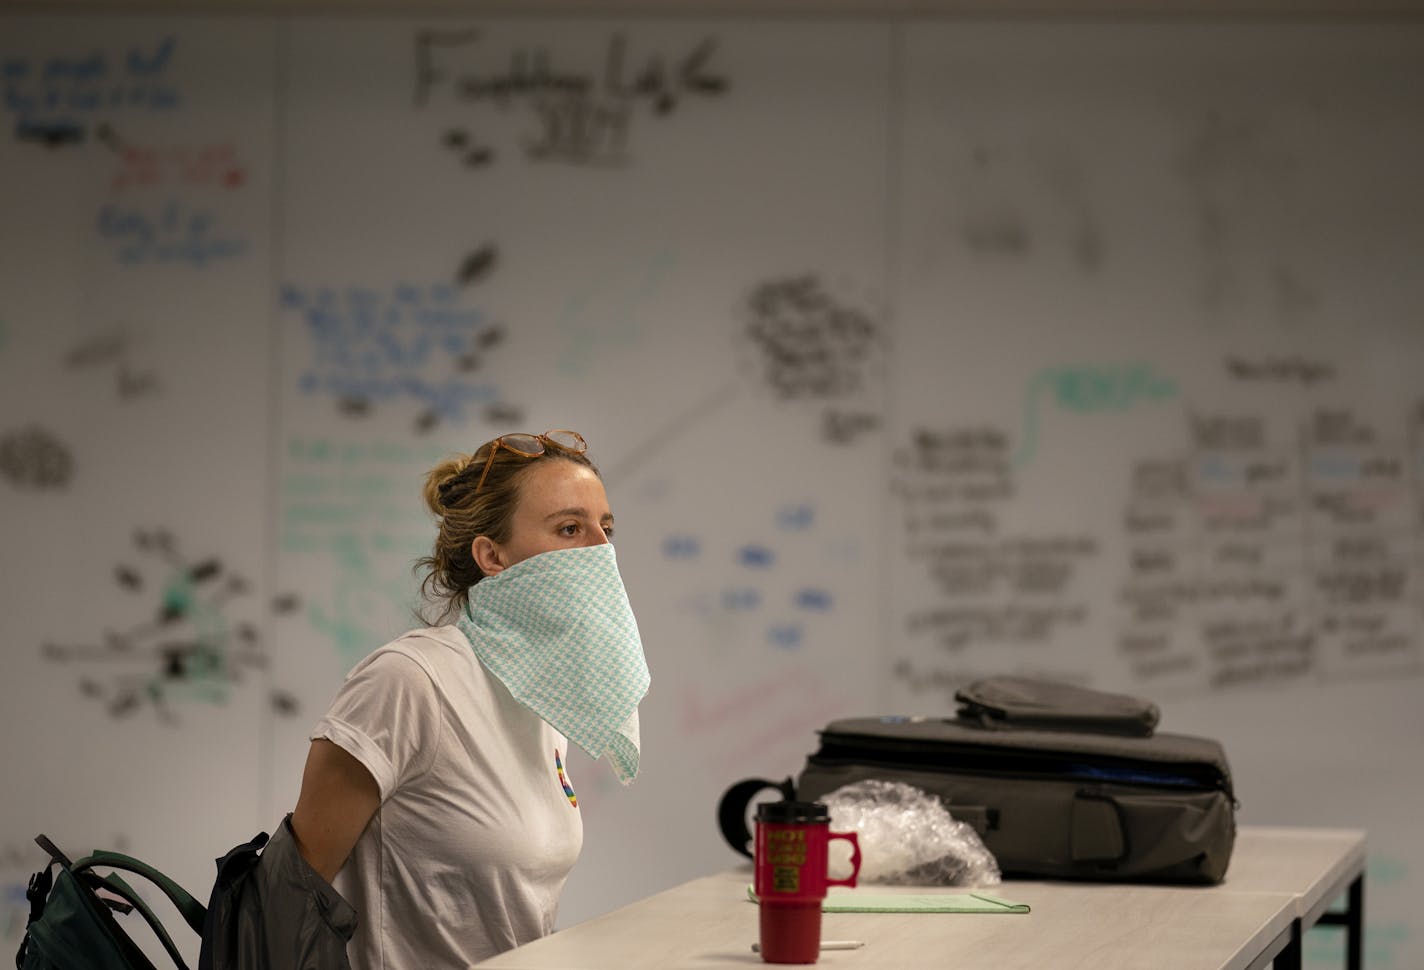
[17,834,207,970]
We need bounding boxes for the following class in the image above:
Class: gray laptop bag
[725,677,1237,884]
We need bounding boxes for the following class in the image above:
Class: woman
[289,429,651,968]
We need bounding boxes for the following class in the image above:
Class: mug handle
[826,831,862,889]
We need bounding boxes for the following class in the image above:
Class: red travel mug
[753,800,862,964]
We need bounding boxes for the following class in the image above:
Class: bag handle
[70,846,207,935]
[716,777,797,859]
[954,676,1159,737]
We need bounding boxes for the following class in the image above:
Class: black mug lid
[755,799,830,824]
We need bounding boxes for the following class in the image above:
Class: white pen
[752,941,865,952]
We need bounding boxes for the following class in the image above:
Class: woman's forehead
[516,460,609,512]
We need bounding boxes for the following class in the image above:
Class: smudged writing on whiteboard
[2,37,180,146]
[738,274,884,437]
[281,435,452,662]
[414,30,728,168]
[659,499,848,652]
[97,200,247,265]
[1118,403,1423,690]
[895,424,1100,661]
[1016,363,1177,465]
[283,280,509,430]
[40,527,301,721]
[1224,354,1336,387]
[555,249,676,377]
[0,426,74,489]
[98,124,247,192]
[65,327,161,402]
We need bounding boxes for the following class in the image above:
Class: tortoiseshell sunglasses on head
[474,429,587,493]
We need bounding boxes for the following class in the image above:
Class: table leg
[1271,920,1302,970]
[1347,876,1364,970]
[1313,874,1364,970]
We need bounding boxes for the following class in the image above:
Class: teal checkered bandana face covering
[456,543,650,784]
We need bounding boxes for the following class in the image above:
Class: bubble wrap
[823,779,1001,886]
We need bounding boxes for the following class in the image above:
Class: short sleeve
[310,648,442,800]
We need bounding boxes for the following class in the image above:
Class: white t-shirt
[311,625,584,969]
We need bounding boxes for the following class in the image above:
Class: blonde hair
[414,437,599,625]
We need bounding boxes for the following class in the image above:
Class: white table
[477,826,1365,969]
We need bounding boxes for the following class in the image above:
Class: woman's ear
[471,536,506,576]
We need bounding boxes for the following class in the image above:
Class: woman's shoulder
[351,625,482,685]
[386,624,467,653]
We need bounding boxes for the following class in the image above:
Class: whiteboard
[889,23,1424,967]
[1,14,1420,968]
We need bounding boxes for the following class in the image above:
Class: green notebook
[746,886,1030,914]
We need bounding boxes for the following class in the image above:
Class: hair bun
[424,454,474,514]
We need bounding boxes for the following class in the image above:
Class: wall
[1,13,1420,967]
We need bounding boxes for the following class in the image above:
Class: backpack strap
[86,870,193,970]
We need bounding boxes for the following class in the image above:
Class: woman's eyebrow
[543,506,613,522]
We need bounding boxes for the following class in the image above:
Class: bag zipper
[809,735,1233,797]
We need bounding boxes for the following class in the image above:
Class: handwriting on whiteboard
[97,200,247,265]
[1016,363,1178,465]
[99,124,247,193]
[414,30,728,168]
[2,37,180,146]
[282,280,507,430]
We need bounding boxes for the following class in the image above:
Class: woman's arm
[290,739,382,883]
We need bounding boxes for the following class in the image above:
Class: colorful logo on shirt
[555,748,577,808]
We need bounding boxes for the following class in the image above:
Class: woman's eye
[602,525,615,540]
[559,523,579,537]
